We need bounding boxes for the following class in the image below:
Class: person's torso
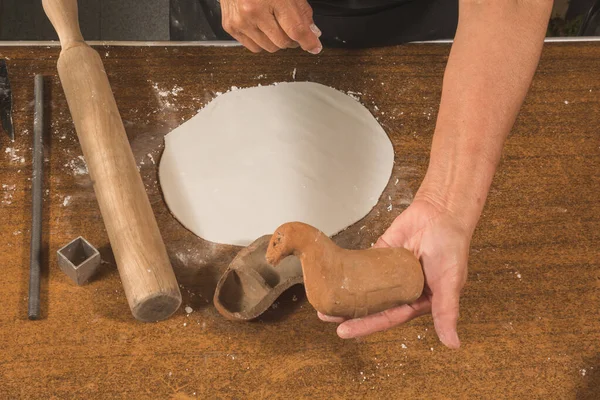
[309,0,415,16]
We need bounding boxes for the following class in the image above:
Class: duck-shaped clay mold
[265,222,424,318]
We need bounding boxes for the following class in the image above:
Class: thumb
[372,235,391,249]
[431,282,461,349]
[373,219,409,249]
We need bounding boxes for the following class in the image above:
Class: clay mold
[266,222,424,319]
[213,235,303,321]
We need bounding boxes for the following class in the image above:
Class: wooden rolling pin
[43,0,181,321]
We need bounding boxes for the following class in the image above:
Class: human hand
[220,0,322,54]
[318,196,472,349]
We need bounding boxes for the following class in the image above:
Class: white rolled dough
[159,82,394,246]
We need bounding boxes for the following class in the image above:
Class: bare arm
[332,0,553,347]
[418,0,554,233]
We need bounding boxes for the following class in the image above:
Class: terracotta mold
[213,235,303,321]
[266,222,425,319]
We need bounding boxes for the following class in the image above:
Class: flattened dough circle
[159,82,394,246]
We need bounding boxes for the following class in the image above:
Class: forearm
[417,0,552,232]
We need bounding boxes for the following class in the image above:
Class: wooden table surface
[0,43,598,399]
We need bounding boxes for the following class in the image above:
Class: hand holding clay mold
[266,222,425,319]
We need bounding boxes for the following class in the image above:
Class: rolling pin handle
[42,0,84,50]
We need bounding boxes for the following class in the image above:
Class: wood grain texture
[0,43,598,398]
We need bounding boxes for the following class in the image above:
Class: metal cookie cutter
[57,237,101,285]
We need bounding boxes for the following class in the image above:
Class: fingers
[221,0,321,54]
[223,16,277,53]
[373,214,412,249]
[317,312,346,323]
[245,28,281,53]
[275,4,322,54]
[257,17,297,49]
[431,283,461,349]
[336,296,431,339]
[228,32,263,53]
[373,236,391,249]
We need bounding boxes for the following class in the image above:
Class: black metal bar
[0,59,14,141]
[28,74,44,320]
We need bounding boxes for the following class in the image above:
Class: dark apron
[310,0,458,47]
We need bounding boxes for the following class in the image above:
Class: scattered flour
[210,86,245,101]
[2,184,16,205]
[62,195,72,207]
[153,83,183,97]
[5,147,25,163]
[151,82,183,109]
[171,85,183,95]
[65,155,88,176]
[346,91,363,102]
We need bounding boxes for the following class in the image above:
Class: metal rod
[28,74,44,320]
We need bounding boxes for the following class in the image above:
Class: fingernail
[308,44,322,55]
[337,325,351,339]
[440,331,460,349]
[449,331,460,348]
[310,23,322,37]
